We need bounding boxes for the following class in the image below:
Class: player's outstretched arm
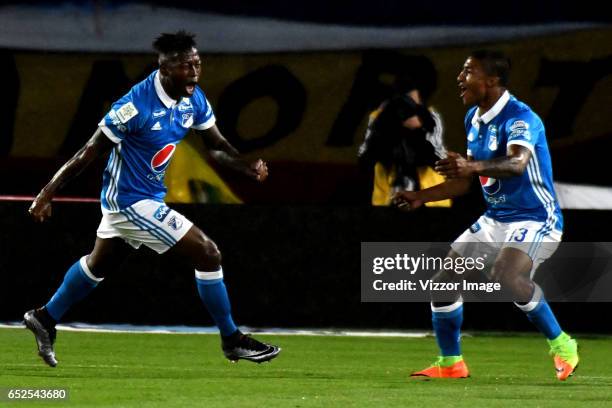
[195,125,268,182]
[29,128,115,222]
[436,146,531,179]
[392,177,472,211]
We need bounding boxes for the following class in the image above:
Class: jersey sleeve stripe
[105,145,122,211]
[529,150,556,204]
[529,149,562,234]
[507,139,535,154]
[99,125,122,144]
[526,154,558,254]
[191,115,216,130]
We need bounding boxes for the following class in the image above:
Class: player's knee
[489,263,508,284]
[196,240,222,271]
[491,266,524,295]
[85,255,108,279]
[491,269,514,290]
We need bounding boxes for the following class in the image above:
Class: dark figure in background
[358,77,450,207]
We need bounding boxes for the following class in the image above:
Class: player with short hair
[24,30,280,367]
[394,50,578,380]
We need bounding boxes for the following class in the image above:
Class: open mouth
[458,84,467,98]
[185,80,197,94]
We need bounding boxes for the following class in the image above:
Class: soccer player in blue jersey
[393,50,578,380]
[24,31,280,367]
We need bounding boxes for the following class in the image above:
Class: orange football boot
[549,333,579,381]
[411,357,470,378]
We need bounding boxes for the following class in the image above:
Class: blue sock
[45,257,102,322]
[195,269,238,336]
[525,301,562,340]
[515,285,562,340]
[432,303,463,356]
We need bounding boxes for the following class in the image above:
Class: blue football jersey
[98,70,215,211]
[465,91,563,233]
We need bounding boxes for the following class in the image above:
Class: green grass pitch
[1,328,611,407]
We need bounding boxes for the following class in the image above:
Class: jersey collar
[471,90,510,127]
[154,70,178,108]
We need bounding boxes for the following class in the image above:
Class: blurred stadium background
[0,2,611,405]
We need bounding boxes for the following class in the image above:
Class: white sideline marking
[1,322,430,337]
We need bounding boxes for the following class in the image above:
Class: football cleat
[411,357,470,378]
[23,310,58,367]
[548,333,579,381]
[222,331,281,363]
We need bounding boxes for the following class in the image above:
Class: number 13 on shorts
[509,228,529,242]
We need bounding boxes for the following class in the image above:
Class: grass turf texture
[1,328,611,407]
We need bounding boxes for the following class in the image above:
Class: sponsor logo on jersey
[168,215,183,230]
[480,176,502,195]
[510,120,529,132]
[150,143,176,173]
[510,128,530,140]
[153,109,167,118]
[485,195,506,205]
[467,132,475,142]
[153,205,171,222]
[108,109,127,132]
[116,102,139,123]
[181,112,194,128]
[109,109,120,125]
[178,98,192,111]
[509,120,530,140]
[469,222,481,233]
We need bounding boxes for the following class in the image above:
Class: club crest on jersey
[488,135,498,151]
[168,215,183,230]
[480,176,501,195]
[181,112,194,128]
[487,125,498,151]
[150,143,176,173]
